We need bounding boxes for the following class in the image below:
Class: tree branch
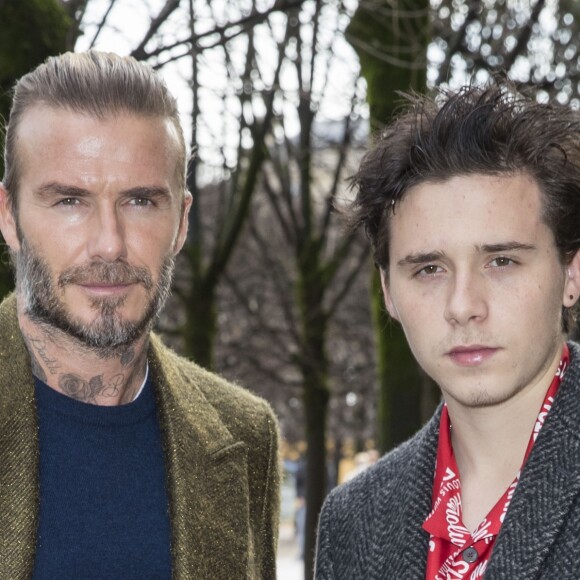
[247,219,302,344]
[503,0,546,71]
[433,0,480,86]
[131,0,182,61]
[87,0,117,48]
[326,241,369,319]
[204,16,292,289]
[135,0,308,61]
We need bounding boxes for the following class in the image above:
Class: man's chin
[27,304,151,354]
[75,312,150,345]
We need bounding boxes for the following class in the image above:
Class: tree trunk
[183,285,217,370]
[297,260,329,580]
[372,270,425,452]
[348,0,430,453]
[303,374,329,580]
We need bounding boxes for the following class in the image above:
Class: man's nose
[443,271,488,326]
[87,203,127,262]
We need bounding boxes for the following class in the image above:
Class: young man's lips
[446,346,500,366]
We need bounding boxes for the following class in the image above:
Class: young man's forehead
[386,173,552,256]
[390,172,545,223]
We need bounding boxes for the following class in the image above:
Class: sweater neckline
[34,373,156,427]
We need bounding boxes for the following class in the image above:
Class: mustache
[58,262,153,290]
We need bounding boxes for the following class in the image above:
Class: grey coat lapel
[486,342,580,579]
[394,412,440,579]
[149,336,252,579]
[371,410,440,579]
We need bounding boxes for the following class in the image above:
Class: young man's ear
[0,183,20,252]
[563,249,580,308]
[379,268,400,322]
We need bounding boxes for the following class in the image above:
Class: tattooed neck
[20,317,149,406]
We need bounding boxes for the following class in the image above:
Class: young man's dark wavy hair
[347,83,580,333]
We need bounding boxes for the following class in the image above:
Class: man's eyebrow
[35,183,172,199]
[397,251,446,267]
[478,242,536,253]
[36,183,91,198]
[121,186,171,198]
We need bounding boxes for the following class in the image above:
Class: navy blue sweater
[32,375,172,579]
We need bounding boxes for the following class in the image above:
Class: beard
[14,239,175,354]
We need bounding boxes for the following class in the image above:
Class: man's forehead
[17,104,176,137]
[16,106,180,166]
[13,105,184,197]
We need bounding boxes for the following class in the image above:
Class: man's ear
[379,268,400,322]
[0,183,20,252]
[563,249,580,308]
[173,190,192,254]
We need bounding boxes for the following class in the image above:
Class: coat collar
[395,412,441,577]
[0,295,251,579]
[485,341,580,579]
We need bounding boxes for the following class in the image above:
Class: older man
[0,51,279,579]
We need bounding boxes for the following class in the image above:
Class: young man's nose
[444,272,488,326]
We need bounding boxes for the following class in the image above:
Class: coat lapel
[149,336,252,580]
[367,410,440,579]
[0,294,38,579]
[486,348,580,579]
[394,412,440,579]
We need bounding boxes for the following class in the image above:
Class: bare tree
[431,0,580,102]
[346,0,432,455]
[206,1,371,575]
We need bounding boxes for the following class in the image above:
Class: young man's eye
[490,257,515,268]
[417,265,442,276]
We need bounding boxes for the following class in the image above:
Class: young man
[0,51,279,579]
[315,84,580,579]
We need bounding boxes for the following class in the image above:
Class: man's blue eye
[133,198,153,206]
[58,198,78,206]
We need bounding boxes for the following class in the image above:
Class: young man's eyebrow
[396,242,536,267]
[478,242,536,253]
[397,251,446,266]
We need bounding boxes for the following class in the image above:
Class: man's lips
[77,283,136,295]
[446,345,500,366]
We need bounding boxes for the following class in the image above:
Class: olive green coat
[0,294,280,579]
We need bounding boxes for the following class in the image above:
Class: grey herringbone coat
[316,342,580,579]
